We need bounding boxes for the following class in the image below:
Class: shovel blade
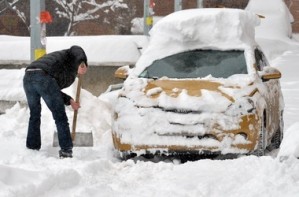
[53,132,93,147]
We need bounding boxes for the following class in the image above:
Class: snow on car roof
[133,8,261,76]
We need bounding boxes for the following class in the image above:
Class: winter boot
[59,149,73,158]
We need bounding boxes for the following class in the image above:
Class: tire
[119,151,137,160]
[271,110,284,149]
[254,113,266,156]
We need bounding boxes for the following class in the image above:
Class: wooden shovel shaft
[71,73,82,141]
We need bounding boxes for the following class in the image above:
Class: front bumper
[112,113,260,156]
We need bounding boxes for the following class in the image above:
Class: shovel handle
[71,66,83,141]
[71,110,78,141]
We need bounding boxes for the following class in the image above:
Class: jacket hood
[69,45,88,67]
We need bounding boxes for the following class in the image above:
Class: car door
[254,48,281,140]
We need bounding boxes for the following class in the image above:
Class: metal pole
[174,0,182,12]
[143,0,150,36]
[30,0,45,62]
[197,0,203,8]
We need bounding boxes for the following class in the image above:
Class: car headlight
[225,98,255,116]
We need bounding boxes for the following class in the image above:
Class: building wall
[152,0,249,16]
[0,9,28,36]
[0,0,298,35]
[285,0,299,32]
[151,0,297,33]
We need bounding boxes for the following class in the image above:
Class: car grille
[153,106,201,114]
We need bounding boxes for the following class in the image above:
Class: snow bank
[0,35,149,65]
[246,0,293,40]
[246,0,296,61]
[278,122,299,159]
[0,68,26,101]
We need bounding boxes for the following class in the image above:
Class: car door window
[255,49,269,71]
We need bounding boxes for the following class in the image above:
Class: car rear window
[139,50,248,79]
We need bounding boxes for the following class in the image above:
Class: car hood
[144,80,234,102]
[120,75,260,113]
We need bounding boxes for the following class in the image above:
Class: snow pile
[246,0,293,40]
[246,0,296,61]
[0,35,148,65]
[0,68,26,101]
[62,80,113,138]
[278,122,299,159]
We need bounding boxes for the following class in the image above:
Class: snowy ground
[1,2,299,197]
[0,37,299,197]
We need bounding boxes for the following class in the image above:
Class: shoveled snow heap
[134,8,261,75]
[0,35,147,65]
[246,0,293,40]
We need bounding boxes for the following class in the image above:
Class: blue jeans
[23,70,73,151]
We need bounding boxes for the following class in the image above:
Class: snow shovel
[53,71,93,147]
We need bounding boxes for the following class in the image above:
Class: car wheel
[271,110,284,149]
[119,151,137,160]
[254,113,266,156]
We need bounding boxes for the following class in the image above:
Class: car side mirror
[114,65,130,79]
[260,67,282,82]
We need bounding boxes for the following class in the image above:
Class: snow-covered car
[112,8,284,159]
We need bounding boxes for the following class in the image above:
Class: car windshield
[139,50,248,79]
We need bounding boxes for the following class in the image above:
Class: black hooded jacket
[26,45,88,105]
